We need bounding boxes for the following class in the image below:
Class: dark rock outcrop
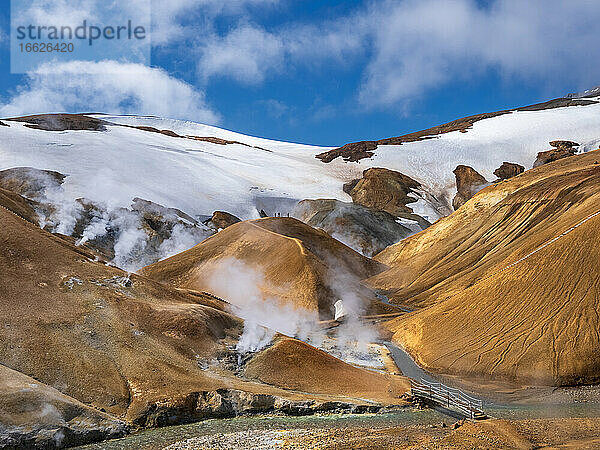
[0,167,66,199]
[187,136,268,151]
[343,178,360,195]
[533,141,580,168]
[0,365,127,449]
[0,121,8,127]
[204,211,241,230]
[318,141,378,163]
[346,168,422,217]
[132,125,270,151]
[549,140,580,148]
[131,197,199,231]
[292,199,421,257]
[133,388,381,428]
[135,126,180,137]
[493,162,525,180]
[452,165,488,210]
[567,86,600,98]
[8,114,109,131]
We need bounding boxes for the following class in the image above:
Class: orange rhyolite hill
[371,150,600,385]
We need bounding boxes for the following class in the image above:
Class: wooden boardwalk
[410,379,486,420]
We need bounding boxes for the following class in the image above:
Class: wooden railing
[410,378,486,419]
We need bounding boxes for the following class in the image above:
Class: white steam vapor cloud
[22,169,211,272]
[206,258,319,353]
[158,223,203,261]
[77,211,109,246]
[110,209,149,271]
[325,259,380,360]
[205,257,381,367]
[35,173,83,236]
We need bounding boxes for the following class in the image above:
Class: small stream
[375,293,414,313]
[78,401,600,450]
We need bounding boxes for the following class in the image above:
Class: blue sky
[0,0,598,146]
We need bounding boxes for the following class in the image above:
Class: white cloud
[10,0,280,47]
[12,0,150,29]
[0,60,220,123]
[13,0,100,28]
[151,0,207,45]
[260,99,289,118]
[311,104,337,122]
[358,0,600,107]
[188,0,600,108]
[151,0,280,45]
[356,0,600,108]
[199,24,285,84]
[195,17,365,85]
[283,19,365,64]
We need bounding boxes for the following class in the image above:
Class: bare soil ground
[141,217,391,319]
[161,417,600,449]
[244,337,409,404]
[370,150,600,385]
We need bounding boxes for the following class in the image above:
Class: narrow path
[385,342,484,420]
[248,220,308,256]
[384,341,437,384]
[0,203,34,224]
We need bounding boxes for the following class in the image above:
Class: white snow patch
[1,102,599,225]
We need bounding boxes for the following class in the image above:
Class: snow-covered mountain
[318,96,600,213]
[0,94,599,268]
[2,99,600,224]
[371,102,600,200]
[0,114,348,221]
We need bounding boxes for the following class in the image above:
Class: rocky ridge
[317,97,598,163]
[291,199,414,257]
[533,140,580,168]
[493,162,525,180]
[204,211,242,231]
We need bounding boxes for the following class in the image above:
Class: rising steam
[12,167,212,272]
[205,258,381,366]
[205,258,320,353]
